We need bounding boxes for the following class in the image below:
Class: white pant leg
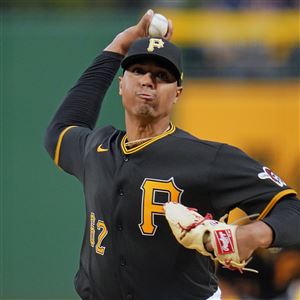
[207,287,221,300]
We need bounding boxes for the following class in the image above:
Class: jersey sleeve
[262,195,300,247]
[54,126,91,181]
[209,144,297,218]
[44,50,123,177]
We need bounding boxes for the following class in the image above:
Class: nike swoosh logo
[97,144,109,153]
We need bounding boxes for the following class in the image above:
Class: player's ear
[173,86,183,104]
[118,76,123,96]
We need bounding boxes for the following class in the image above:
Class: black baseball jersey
[45,50,299,300]
[54,123,295,300]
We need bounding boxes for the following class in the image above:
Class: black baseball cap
[121,37,183,86]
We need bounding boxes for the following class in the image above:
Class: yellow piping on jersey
[257,189,297,220]
[121,123,176,155]
[54,125,77,166]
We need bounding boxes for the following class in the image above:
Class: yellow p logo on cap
[147,38,164,52]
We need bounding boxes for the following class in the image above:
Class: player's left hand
[164,202,258,273]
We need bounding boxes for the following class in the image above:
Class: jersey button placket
[123,155,129,162]
[116,187,123,230]
[126,294,134,300]
[120,257,126,267]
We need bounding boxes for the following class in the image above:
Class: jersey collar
[121,122,176,155]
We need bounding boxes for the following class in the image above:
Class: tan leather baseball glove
[164,202,258,273]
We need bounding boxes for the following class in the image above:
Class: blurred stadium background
[0,0,299,299]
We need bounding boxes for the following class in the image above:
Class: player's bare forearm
[236,196,300,260]
[236,221,273,261]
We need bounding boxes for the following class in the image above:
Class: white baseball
[148,13,168,37]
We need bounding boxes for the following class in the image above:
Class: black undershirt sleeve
[262,195,300,247]
[44,51,124,159]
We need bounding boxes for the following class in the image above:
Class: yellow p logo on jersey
[147,38,164,52]
[139,177,183,236]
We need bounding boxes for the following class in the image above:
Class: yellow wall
[159,9,300,47]
[173,80,300,192]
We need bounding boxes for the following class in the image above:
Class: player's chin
[134,104,156,118]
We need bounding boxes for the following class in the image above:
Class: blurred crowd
[182,44,299,79]
[2,0,299,79]
[155,0,300,9]
[1,0,300,10]
[152,0,300,9]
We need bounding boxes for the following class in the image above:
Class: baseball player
[44,10,300,300]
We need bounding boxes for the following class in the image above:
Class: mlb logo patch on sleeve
[258,166,287,187]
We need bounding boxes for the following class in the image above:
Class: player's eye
[156,70,176,83]
[156,71,168,82]
[131,67,145,75]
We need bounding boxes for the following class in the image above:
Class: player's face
[119,60,182,120]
